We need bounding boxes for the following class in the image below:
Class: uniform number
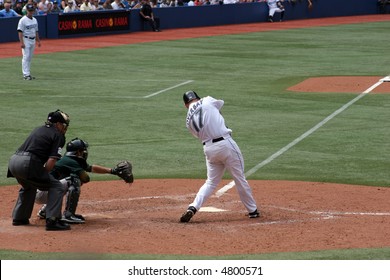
[191,108,203,132]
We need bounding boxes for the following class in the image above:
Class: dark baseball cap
[26,3,35,10]
[47,110,70,126]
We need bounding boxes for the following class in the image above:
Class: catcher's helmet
[47,109,70,126]
[65,138,89,160]
[183,91,200,104]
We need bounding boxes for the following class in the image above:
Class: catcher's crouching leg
[61,176,85,224]
[35,178,69,219]
[35,190,48,219]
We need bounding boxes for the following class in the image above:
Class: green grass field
[1,21,389,259]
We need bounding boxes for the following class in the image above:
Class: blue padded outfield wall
[0,0,382,43]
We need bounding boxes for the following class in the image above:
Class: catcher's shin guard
[63,176,81,218]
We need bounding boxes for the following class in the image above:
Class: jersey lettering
[186,99,203,127]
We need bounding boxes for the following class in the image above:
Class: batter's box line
[80,194,197,205]
[257,215,336,226]
[266,205,390,217]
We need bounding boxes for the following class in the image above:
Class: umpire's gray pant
[8,153,66,221]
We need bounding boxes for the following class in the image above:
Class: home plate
[199,207,227,213]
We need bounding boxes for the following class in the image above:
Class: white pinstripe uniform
[185,96,258,214]
[17,11,39,78]
[267,0,285,20]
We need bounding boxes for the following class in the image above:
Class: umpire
[7,110,72,231]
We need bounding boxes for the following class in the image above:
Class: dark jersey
[140,3,152,17]
[51,155,92,180]
[17,125,65,164]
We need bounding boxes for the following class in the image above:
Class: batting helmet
[65,138,89,160]
[183,91,200,104]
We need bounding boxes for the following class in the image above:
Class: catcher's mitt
[112,160,134,183]
[277,1,284,9]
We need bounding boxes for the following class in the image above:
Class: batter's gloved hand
[111,160,134,184]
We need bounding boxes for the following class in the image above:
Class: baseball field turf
[0,19,389,260]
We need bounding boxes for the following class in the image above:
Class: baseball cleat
[61,214,85,224]
[73,213,86,221]
[248,209,260,218]
[180,206,197,223]
[37,204,47,219]
[23,75,35,80]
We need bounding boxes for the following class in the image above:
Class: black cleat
[248,209,260,218]
[180,206,197,223]
[37,204,46,219]
[61,214,85,224]
[23,75,35,80]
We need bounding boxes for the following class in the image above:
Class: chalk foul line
[41,80,194,99]
[216,75,389,197]
[142,80,194,98]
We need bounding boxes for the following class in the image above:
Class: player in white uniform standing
[17,4,41,80]
[267,0,285,22]
[180,91,260,223]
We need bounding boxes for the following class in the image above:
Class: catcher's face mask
[80,149,88,160]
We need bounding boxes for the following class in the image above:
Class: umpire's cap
[47,109,70,126]
[183,90,200,104]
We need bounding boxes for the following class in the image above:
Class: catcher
[35,138,133,224]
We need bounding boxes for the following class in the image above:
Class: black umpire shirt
[17,125,65,164]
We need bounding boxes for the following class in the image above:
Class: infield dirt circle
[1,15,390,256]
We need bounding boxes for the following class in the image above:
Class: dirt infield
[0,180,389,255]
[1,83,388,256]
[288,76,390,94]
[1,15,389,257]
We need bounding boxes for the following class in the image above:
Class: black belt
[203,137,224,145]
[24,36,35,40]
[15,151,31,156]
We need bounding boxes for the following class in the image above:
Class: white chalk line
[267,205,390,217]
[80,194,195,205]
[79,195,390,227]
[143,80,194,98]
[40,80,193,99]
[379,75,390,82]
[216,75,389,197]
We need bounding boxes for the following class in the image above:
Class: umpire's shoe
[180,206,197,223]
[12,219,30,226]
[46,217,71,231]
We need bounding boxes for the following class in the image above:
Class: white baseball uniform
[17,14,39,78]
[267,0,285,17]
[185,96,258,213]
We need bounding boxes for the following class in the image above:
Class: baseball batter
[267,0,285,22]
[17,3,41,80]
[180,91,259,223]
